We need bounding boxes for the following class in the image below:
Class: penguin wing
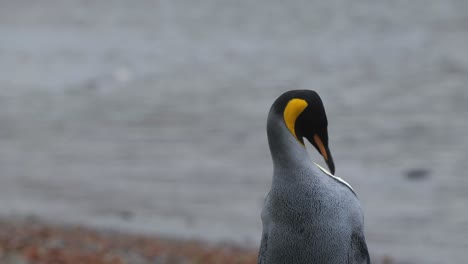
[257,232,268,264]
[258,191,271,264]
[349,233,371,264]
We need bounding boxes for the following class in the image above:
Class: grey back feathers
[258,90,370,264]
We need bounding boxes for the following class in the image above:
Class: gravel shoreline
[0,218,257,264]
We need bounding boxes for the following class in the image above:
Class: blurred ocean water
[1,1,468,263]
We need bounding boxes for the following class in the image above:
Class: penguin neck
[267,111,312,175]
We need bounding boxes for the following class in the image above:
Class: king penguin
[258,90,370,264]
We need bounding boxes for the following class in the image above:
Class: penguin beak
[323,147,335,175]
[306,133,335,175]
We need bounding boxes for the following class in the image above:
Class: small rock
[117,210,134,221]
[405,168,430,181]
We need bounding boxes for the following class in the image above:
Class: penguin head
[273,90,335,174]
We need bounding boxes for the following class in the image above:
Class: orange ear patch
[283,99,308,144]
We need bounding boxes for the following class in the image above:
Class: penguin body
[258,90,369,264]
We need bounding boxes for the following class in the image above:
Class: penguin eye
[283,98,308,144]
